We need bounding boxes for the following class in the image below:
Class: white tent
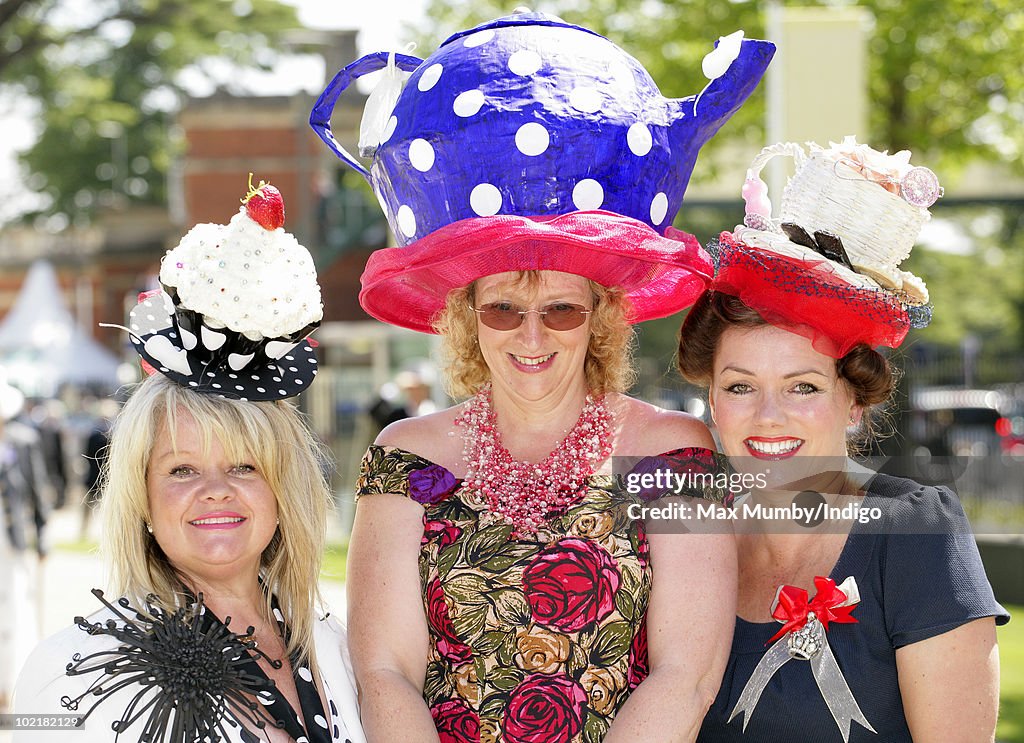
[0,260,121,395]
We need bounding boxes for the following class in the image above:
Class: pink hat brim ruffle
[359,210,714,333]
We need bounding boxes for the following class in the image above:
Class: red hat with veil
[707,138,938,358]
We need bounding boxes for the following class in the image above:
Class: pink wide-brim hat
[359,210,714,333]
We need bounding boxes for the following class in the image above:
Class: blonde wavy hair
[99,374,331,665]
[433,272,637,399]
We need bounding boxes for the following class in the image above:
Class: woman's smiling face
[146,408,278,583]
[709,324,858,463]
[474,270,593,403]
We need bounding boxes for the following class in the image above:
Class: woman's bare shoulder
[609,394,716,455]
[373,403,466,469]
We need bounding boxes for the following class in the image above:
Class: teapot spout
[666,37,775,152]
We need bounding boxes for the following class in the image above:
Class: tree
[0,0,302,225]
[864,0,1021,169]
[904,204,1024,354]
[414,0,1023,176]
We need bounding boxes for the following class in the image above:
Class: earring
[145,522,154,534]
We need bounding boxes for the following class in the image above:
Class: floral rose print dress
[356,445,727,743]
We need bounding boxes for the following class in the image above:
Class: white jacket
[13,602,366,743]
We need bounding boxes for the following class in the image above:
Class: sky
[296,0,428,53]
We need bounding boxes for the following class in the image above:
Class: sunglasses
[473,302,593,331]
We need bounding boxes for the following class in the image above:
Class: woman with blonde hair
[15,182,364,742]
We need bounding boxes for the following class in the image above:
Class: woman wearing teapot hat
[311,10,774,742]
[677,139,1008,742]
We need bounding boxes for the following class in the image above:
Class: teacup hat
[709,137,938,357]
[311,9,775,333]
[112,177,323,400]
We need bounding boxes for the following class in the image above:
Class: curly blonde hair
[99,374,331,665]
[433,272,637,399]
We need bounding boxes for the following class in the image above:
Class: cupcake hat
[709,138,939,358]
[310,9,775,333]
[115,176,323,400]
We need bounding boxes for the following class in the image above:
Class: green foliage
[416,0,1023,176]
[321,539,349,583]
[0,0,301,223]
[863,0,1022,171]
[904,204,1024,353]
[997,604,1024,742]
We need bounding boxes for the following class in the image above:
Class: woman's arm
[604,529,737,743]
[346,493,440,743]
[896,617,1000,743]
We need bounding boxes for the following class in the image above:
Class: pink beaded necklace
[454,383,613,536]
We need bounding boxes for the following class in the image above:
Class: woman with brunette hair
[310,9,775,742]
[679,140,1007,742]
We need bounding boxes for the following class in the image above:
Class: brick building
[0,28,384,363]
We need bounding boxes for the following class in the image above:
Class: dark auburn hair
[676,291,898,444]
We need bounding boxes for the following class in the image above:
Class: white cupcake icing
[160,207,323,340]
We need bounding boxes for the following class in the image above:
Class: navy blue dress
[698,474,1009,742]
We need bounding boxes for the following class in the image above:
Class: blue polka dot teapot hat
[108,176,322,400]
[310,8,775,333]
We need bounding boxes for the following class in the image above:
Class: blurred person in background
[394,364,438,418]
[28,398,69,510]
[3,397,54,561]
[0,377,42,712]
[79,397,119,541]
[366,364,439,435]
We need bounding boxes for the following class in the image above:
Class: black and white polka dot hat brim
[127,291,318,401]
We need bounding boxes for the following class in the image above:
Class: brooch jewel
[61,589,284,742]
[729,576,876,742]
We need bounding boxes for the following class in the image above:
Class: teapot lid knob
[512,6,533,13]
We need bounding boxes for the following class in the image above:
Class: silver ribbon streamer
[728,576,876,742]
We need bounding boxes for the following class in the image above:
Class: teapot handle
[741,142,806,227]
[310,51,423,180]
